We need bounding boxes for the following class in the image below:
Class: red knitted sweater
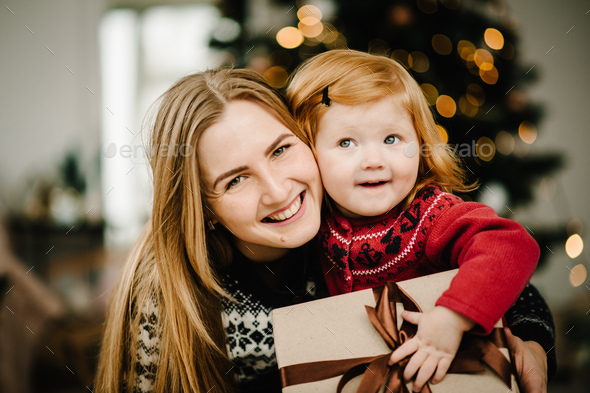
[318,185,539,334]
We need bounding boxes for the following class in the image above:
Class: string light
[368,39,390,56]
[391,49,411,68]
[436,95,456,118]
[297,5,323,21]
[457,40,476,60]
[263,66,289,88]
[479,64,499,84]
[298,18,323,38]
[476,136,496,162]
[474,49,494,71]
[276,27,304,49]
[321,23,339,44]
[565,234,584,259]
[518,121,537,144]
[495,130,515,155]
[389,5,413,26]
[437,125,449,143]
[484,28,504,50]
[409,51,429,73]
[432,34,452,55]
[420,83,439,105]
[458,95,478,117]
[569,264,587,287]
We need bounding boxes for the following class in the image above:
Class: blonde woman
[95,68,553,393]
[96,69,324,393]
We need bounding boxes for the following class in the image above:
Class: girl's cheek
[403,141,419,158]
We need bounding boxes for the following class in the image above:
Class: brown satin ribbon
[280,282,514,392]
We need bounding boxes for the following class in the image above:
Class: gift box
[272,269,519,392]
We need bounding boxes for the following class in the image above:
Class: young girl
[287,49,540,391]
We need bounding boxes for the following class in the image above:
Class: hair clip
[321,86,331,107]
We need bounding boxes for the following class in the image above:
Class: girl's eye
[339,139,352,148]
[227,176,244,189]
[273,144,290,157]
[384,136,400,144]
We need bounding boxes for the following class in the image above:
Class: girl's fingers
[412,356,438,392]
[388,339,419,365]
[403,350,428,381]
[431,357,452,384]
[401,310,422,325]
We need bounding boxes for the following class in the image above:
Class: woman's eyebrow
[211,133,293,190]
[264,133,293,156]
[213,166,248,190]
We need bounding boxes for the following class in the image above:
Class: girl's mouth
[359,181,388,187]
[262,191,305,223]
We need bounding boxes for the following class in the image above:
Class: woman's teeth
[267,194,302,222]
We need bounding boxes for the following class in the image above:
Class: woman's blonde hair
[96,69,308,393]
[287,49,476,208]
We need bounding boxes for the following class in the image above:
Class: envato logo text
[403,141,494,159]
[103,142,194,159]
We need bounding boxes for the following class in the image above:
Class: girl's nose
[360,146,385,170]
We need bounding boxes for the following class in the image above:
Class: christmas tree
[211,0,565,266]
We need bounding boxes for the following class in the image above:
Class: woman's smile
[198,100,322,261]
[263,191,305,225]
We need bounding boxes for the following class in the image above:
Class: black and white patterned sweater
[134,245,325,393]
[133,250,556,392]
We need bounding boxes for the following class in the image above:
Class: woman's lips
[262,191,306,226]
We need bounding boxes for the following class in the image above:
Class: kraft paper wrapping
[272,269,520,393]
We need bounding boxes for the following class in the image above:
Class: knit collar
[222,243,317,307]
[327,185,442,230]
[333,204,403,229]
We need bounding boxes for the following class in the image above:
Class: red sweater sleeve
[426,202,539,334]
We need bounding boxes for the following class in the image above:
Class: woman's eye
[384,136,399,144]
[272,145,290,157]
[339,139,352,148]
[227,176,244,189]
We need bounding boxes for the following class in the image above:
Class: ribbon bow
[280,282,514,392]
[337,282,498,392]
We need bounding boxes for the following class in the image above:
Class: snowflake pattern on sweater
[133,296,161,393]
[221,277,277,383]
[132,246,322,392]
[318,184,539,334]
[319,185,462,294]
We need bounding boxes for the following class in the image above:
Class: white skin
[198,97,547,392]
[198,100,323,262]
[315,95,475,391]
[505,327,548,393]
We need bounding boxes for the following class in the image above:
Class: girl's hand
[388,306,475,392]
[504,327,548,393]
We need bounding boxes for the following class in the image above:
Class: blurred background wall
[0,0,588,392]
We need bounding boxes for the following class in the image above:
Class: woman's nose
[260,173,291,206]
